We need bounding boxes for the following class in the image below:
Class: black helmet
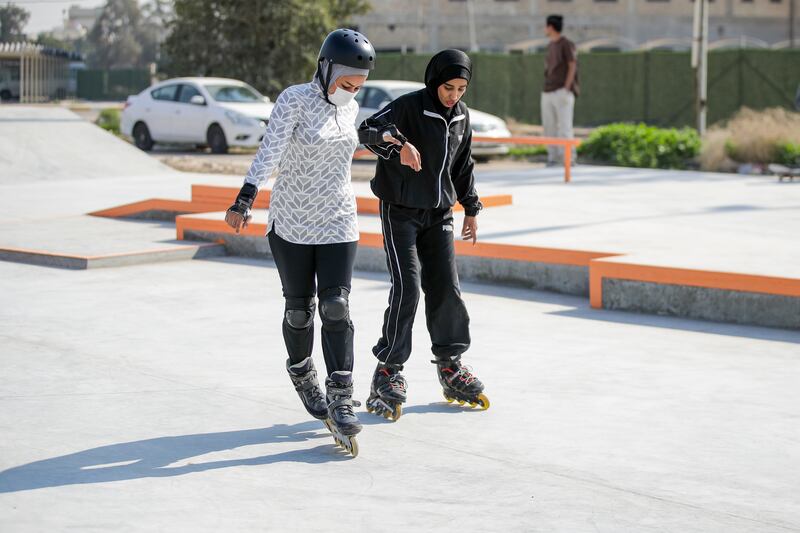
[318,29,376,70]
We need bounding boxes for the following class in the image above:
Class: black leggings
[268,230,358,376]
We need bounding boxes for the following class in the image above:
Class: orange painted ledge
[94,185,512,220]
[191,184,511,215]
[90,199,209,218]
[176,215,800,303]
[589,259,800,308]
[175,215,612,267]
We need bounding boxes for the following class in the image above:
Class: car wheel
[207,124,228,154]
[133,122,154,151]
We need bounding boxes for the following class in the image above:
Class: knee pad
[284,297,315,329]
[318,287,350,323]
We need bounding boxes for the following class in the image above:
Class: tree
[139,0,172,65]
[0,3,30,42]
[36,32,75,52]
[162,0,369,97]
[87,0,168,69]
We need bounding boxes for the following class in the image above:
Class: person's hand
[225,209,251,234]
[399,142,422,172]
[461,215,478,245]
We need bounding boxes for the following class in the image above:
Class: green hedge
[776,142,800,166]
[579,123,701,169]
[95,108,121,135]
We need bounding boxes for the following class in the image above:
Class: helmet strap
[316,59,335,106]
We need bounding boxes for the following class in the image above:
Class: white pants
[541,88,575,164]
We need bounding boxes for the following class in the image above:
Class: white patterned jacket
[243,81,359,245]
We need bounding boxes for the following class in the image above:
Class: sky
[7,0,123,35]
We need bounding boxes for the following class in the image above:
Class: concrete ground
[1,257,799,532]
[2,105,800,531]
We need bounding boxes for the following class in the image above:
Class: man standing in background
[542,14,579,166]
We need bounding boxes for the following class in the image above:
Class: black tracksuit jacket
[357,89,483,216]
[356,89,480,364]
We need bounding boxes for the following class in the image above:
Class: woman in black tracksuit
[358,49,489,420]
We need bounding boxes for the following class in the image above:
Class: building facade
[352,0,798,52]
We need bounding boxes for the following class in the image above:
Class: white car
[121,77,274,153]
[354,80,511,159]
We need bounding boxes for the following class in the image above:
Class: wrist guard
[359,124,407,146]
[228,183,257,216]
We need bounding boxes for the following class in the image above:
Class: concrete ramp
[0,216,225,269]
[0,106,173,184]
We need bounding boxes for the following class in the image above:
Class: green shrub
[579,123,701,169]
[508,145,548,158]
[774,142,800,166]
[95,108,121,135]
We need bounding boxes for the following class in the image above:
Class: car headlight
[225,110,258,127]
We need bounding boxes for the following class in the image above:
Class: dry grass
[699,128,738,172]
[701,107,800,170]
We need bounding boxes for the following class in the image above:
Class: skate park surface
[2,106,800,532]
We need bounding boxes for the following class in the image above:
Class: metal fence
[76,69,152,101]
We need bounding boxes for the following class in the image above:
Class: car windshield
[205,84,263,103]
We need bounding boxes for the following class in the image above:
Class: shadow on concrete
[357,401,484,426]
[548,306,800,344]
[0,421,349,494]
[479,203,800,241]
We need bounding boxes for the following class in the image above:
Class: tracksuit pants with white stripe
[373,201,471,365]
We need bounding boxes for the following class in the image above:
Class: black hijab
[424,49,472,117]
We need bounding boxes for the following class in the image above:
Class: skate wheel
[390,404,402,421]
[458,399,465,406]
[383,410,391,419]
[469,401,477,408]
[443,392,454,403]
[349,437,359,458]
[477,393,490,410]
[366,406,373,414]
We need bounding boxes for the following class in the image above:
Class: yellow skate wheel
[477,393,490,410]
[390,404,402,421]
[366,406,373,413]
[383,411,390,419]
[443,392,454,403]
[349,437,359,458]
[458,399,465,406]
[469,401,477,408]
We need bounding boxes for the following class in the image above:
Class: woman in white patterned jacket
[224,30,375,447]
